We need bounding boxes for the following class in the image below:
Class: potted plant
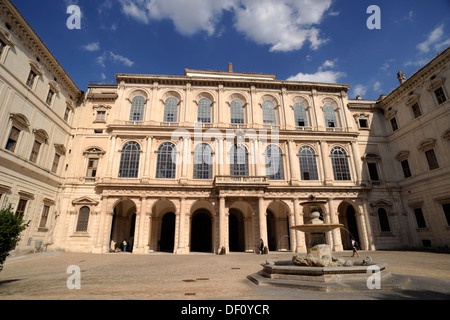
[114,241,121,253]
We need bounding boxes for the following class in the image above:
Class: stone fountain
[247,196,409,292]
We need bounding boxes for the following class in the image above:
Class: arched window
[119,142,140,178]
[294,103,308,127]
[163,97,178,123]
[230,99,245,124]
[197,98,212,123]
[323,104,338,128]
[193,143,213,179]
[331,147,351,180]
[262,101,277,125]
[156,142,177,179]
[299,146,318,180]
[76,206,90,232]
[378,208,391,232]
[230,144,249,176]
[129,96,145,121]
[265,145,284,180]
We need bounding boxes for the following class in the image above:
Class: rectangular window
[86,158,99,177]
[51,154,60,173]
[64,107,70,122]
[5,126,20,152]
[401,160,412,178]
[96,111,106,121]
[16,199,27,220]
[367,163,380,181]
[390,117,398,132]
[29,140,41,163]
[26,70,37,88]
[39,205,50,228]
[434,87,447,105]
[425,149,439,170]
[359,119,368,128]
[411,103,422,119]
[0,39,5,57]
[46,90,55,106]
[414,208,427,228]
[442,203,450,226]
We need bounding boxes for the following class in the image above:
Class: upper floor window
[401,160,412,178]
[129,96,145,121]
[163,97,178,123]
[64,107,71,122]
[299,146,318,180]
[46,89,55,106]
[413,208,427,229]
[5,126,20,152]
[230,99,245,124]
[331,147,351,181]
[262,101,277,125]
[0,39,5,57]
[86,158,99,177]
[434,87,447,105]
[411,103,422,119]
[118,142,140,178]
[390,117,398,132]
[29,140,42,163]
[293,103,308,127]
[15,199,27,220]
[197,98,211,123]
[39,205,50,229]
[230,144,249,176]
[265,145,284,180]
[96,111,106,122]
[51,153,61,174]
[156,142,177,179]
[193,143,213,179]
[26,70,37,88]
[425,149,439,170]
[323,104,337,128]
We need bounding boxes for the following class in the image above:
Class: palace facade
[0,0,449,255]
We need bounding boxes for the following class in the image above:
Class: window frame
[118,142,141,178]
[264,145,285,181]
[330,147,351,181]
[193,143,213,180]
[298,146,319,181]
[230,144,249,176]
[156,142,177,179]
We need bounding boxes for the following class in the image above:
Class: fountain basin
[291,224,343,233]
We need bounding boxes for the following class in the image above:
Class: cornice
[0,0,82,99]
[377,47,450,109]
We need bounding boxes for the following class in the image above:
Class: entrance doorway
[338,202,361,250]
[110,199,137,252]
[229,208,245,252]
[191,211,212,252]
[159,212,175,252]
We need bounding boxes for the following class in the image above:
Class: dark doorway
[340,204,360,250]
[160,212,175,252]
[266,210,277,251]
[229,209,245,252]
[191,211,212,252]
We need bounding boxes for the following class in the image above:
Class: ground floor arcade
[54,186,410,254]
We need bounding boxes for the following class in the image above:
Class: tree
[0,204,30,272]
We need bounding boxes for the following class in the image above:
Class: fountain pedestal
[247,196,410,292]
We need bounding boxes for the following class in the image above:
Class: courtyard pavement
[0,250,449,301]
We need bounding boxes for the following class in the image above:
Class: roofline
[0,0,83,98]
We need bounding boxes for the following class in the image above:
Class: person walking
[259,239,264,255]
[122,239,128,252]
[351,239,360,257]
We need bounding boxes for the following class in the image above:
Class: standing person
[259,239,264,255]
[351,239,360,257]
[122,239,127,252]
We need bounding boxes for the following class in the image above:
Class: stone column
[176,197,187,254]
[134,197,148,254]
[328,199,343,251]
[93,196,108,254]
[288,212,296,251]
[105,135,117,178]
[319,141,331,185]
[219,196,226,253]
[258,197,268,253]
[293,198,306,253]
[360,197,375,250]
[351,141,363,185]
[288,140,299,185]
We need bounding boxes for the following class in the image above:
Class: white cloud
[373,81,381,92]
[109,52,135,67]
[417,24,449,53]
[287,59,345,83]
[118,0,333,52]
[351,84,367,98]
[83,42,100,52]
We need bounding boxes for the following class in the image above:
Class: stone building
[0,0,449,255]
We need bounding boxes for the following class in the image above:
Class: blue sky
[11,0,450,100]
